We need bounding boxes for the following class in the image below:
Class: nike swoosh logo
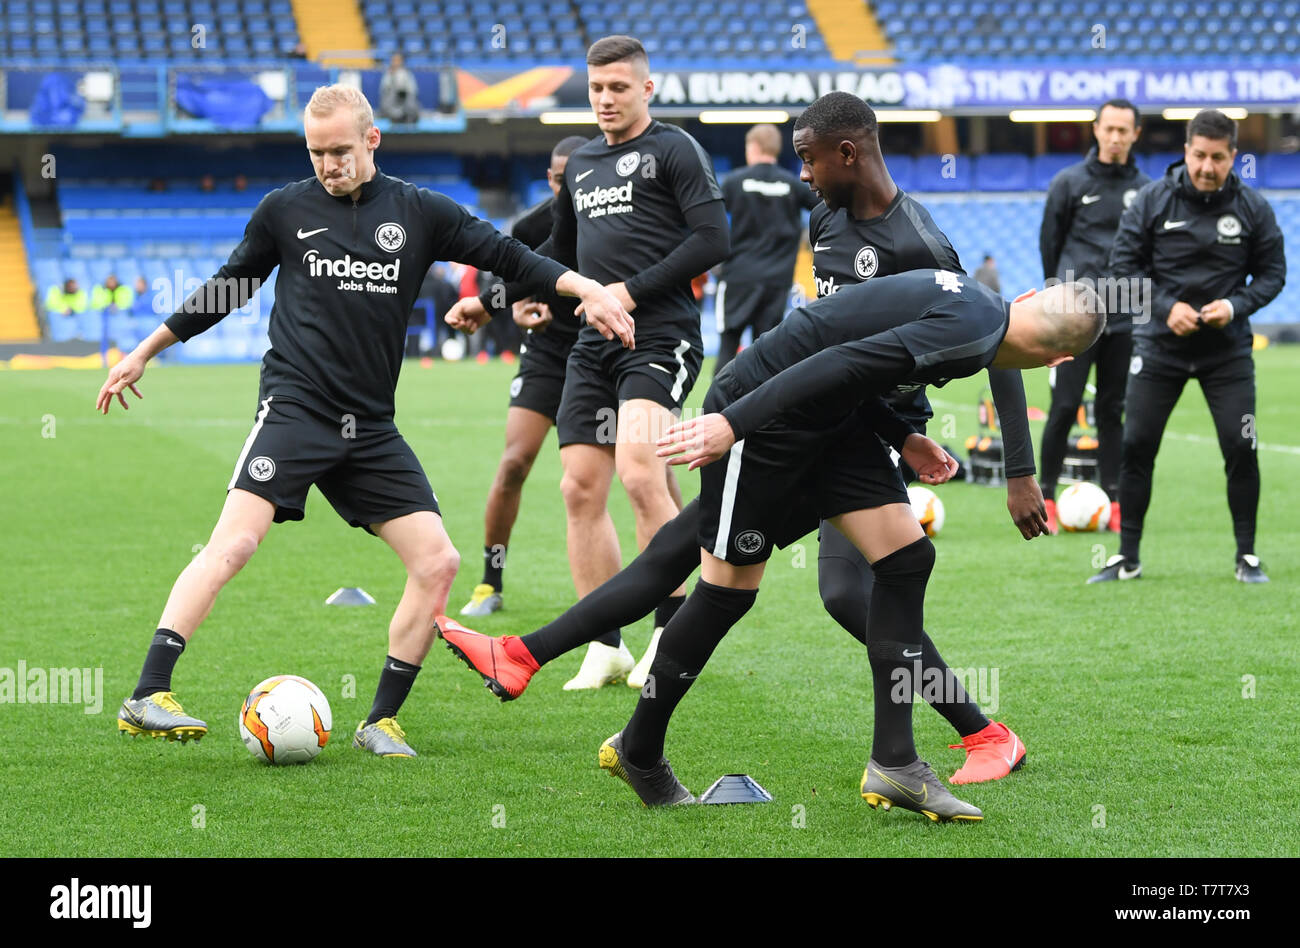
[1001,736,1021,768]
[1118,564,1141,579]
[1162,220,1188,230]
[387,662,411,673]
[873,767,928,804]
[812,244,831,252]
[678,671,698,680]
[165,637,184,649]
[648,363,671,375]
[1081,194,1101,204]
[902,648,922,658]
[574,169,595,182]
[297,227,328,239]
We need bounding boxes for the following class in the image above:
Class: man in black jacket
[1039,99,1151,533]
[1089,108,1286,584]
[99,85,630,757]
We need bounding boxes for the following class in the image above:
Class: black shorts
[228,396,440,533]
[696,378,909,565]
[555,334,703,447]
[715,279,789,335]
[508,330,575,422]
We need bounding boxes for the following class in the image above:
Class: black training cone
[698,774,772,804]
[325,587,376,606]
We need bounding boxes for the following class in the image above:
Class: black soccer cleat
[1235,554,1269,584]
[598,731,695,807]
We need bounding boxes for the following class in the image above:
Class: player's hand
[1005,474,1048,540]
[96,352,145,415]
[445,296,491,334]
[1200,299,1232,328]
[574,282,635,349]
[901,433,959,485]
[603,282,637,313]
[656,413,736,471]
[1167,301,1201,336]
[512,299,552,331]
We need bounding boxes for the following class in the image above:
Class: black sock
[522,499,702,665]
[653,594,685,630]
[865,538,934,767]
[622,580,757,767]
[132,630,187,700]
[366,655,421,724]
[482,545,504,592]
[918,632,990,737]
[593,628,623,648]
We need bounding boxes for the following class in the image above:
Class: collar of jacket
[1084,145,1140,179]
[1168,160,1238,206]
[323,168,392,204]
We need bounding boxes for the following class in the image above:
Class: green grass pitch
[1,347,1297,857]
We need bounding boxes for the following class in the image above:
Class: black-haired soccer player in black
[447,35,729,692]
[713,123,819,374]
[605,270,1104,817]
[103,85,631,758]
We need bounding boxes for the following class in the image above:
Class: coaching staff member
[1090,108,1285,584]
[713,123,820,374]
[1039,99,1151,533]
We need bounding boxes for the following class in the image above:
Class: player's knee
[869,536,935,586]
[408,543,459,591]
[618,463,668,511]
[210,531,260,574]
[560,468,605,516]
[819,566,870,635]
[498,449,535,492]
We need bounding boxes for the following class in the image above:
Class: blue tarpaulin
[29,73,85,127]
[175,74,273,127]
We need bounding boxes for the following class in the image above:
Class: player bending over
[443,271,1102,819]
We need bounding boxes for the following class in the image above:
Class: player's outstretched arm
[561,272,635,349]
[95,324,180,415]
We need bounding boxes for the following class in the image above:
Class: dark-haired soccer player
[103,85,630,757]
[1038,99,1151,534]
[447,35,729,690]
[1089,108,1285,584]
[601,271,1103,817]
[445,92,1038,786]
[713,123,819,374]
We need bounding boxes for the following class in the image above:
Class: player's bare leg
[354,510,460,757]
[558,442,634,687]
[462,406,553,616]
[831,506,984,821]
[119,488,276,742]
[617,398,688,687]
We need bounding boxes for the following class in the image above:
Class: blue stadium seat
[913,154,973,191]
[974,154,1031,191]
[1262,153,1300,188]
[1031,153,1079,189]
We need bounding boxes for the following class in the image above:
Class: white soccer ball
[907,485,945,538]
[238,675,332,765]
[441,334,467,361]
[1057,482,1111,532]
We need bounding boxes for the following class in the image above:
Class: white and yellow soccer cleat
[562,641,635,691]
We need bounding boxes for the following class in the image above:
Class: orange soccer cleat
[1044,498,1060,535]
[949,721,1026,785]
[436,616,540,701]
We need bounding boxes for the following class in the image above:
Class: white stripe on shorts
[670,339,691,403]
[712,438,746,559]
[715,279,727,334]
[228,396,273,491]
